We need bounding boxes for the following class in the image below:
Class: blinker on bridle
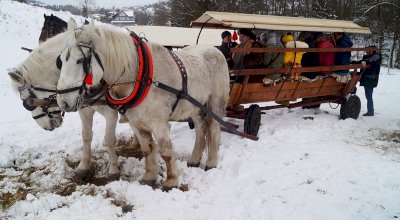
[55,41,104,95]
[13,69,62,120]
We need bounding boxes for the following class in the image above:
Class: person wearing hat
[218,31,238,68]
[357,46,381,116]
[232,29,263,69]
[281,33,309,80]
[332,32,353,83]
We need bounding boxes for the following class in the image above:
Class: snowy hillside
[1,1,400,219]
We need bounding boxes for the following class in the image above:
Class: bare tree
[79,0,95,18]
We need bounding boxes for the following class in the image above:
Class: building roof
[126,25,229,48]
[191,11,371,34]
[123,10,134,17]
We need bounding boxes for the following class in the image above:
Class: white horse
[56,19,230,190]
[8,29,123,181]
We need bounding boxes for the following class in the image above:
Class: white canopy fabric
[126,25,229,48]
[191,11,371,34]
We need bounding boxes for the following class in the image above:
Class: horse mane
[19,31,68,86]
[75,24,139,81]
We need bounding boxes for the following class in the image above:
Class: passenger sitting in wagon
[232,29,263,69]
[316,32,335,75]
[259,31,284,85]
[298,31,320,80]
[281,33,309,80]
[218,31,238,68]
[332,32,353,83]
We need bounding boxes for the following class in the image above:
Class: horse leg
[205,118,221,171]
[204,96,225,171]
[100,108,119,182]
[75,108,96,181]
[129,124,158,187]
[187,113,206,168]
[153,122,179,191]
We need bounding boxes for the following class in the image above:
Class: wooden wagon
[191,11,373,140]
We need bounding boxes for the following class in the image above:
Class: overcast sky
[39,0,162,8]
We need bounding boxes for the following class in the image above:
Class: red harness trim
[105,36,153,107]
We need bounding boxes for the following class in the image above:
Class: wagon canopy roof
[126,25,228,48]
[191,11,371,34]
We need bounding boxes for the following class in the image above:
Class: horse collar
[105,32,154,114]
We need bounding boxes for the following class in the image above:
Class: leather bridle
[14,69,63,120]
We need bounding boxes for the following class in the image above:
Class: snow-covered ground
[1,1,400,219]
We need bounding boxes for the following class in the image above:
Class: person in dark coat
[232,29,263,69]
[359,46,381,116]
[299,31,319,79]
[218,31,238,68]
[333,32,353,75]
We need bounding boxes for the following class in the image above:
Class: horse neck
[93,30,139,87]
[24,34,66,87]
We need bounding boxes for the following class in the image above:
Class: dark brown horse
[38,14,67,43]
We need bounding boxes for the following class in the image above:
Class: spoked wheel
[244,104,262,136]
[340,94,361,120]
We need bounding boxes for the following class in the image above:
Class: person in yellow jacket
[281,33,309,80]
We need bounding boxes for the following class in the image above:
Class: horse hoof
[204,165,216,171]
[139,179,157,187]
[187,162,200,168]
[161,186,175,192]
[73,169,93,181]
[108,173,120,182]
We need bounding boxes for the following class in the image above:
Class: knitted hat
[281,33,294,44]
[221,31,231,39]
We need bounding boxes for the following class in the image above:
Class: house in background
[111,10,135,27]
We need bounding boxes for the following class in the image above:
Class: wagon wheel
[340,94,361,120]
[244,104,261,136]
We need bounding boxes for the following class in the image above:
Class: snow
[0,1,400,219]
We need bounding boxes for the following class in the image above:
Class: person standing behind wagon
[332,32,353,83]
[218,31,238,68]
[358,46,381,116]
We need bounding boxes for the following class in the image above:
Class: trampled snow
[0,1,399,219]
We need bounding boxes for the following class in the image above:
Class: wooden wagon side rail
[230,47,376,53]
[228,70,360,105]
[230,64,364,76]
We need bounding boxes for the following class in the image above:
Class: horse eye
[77,59,83,64]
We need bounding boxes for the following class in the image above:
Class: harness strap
[168,50,188,115]
[154,81,241,136]
[33,87,57,93]
[105,32,153,114]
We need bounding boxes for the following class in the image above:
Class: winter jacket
[218,41,238,68]
[334,34,353,74]
[232,39,263,69]
[262,32,284,68]
[317,38,335,74]
[284,40,309,66]
[359,53,381,88]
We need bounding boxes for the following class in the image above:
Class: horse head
[8,29,71,130]
[39,14,67,44]
[8,68,63,131]
[57,18,106,112]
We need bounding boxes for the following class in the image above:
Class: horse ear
[84,19,89,25]
[90,17,95,26]
[67,18,77,30]
[44,14,47,19]
[8,70,25,87]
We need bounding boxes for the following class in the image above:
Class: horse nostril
[61,101,69,111]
